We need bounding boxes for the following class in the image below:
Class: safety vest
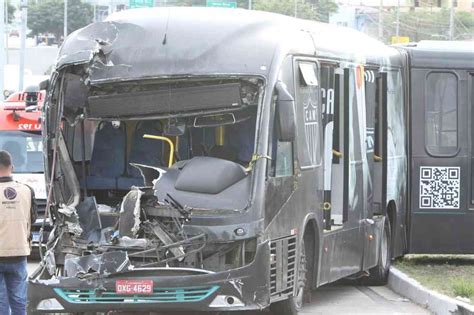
[0,180,32,257]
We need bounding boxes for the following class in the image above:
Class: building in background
[331,0,473,42]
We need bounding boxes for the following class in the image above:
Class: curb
[388,267,474,315]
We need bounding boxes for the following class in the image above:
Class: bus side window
[295,61,321,169]
[425,72,458,156]
[270,107,294,177]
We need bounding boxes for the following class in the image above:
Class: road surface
[28,260,430,314]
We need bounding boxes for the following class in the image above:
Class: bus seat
[227,118,255,163]
[86,122,126,190]
[209,145,237,161]
[117,121,163,190]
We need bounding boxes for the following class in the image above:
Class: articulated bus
[29,8,408,314]
[0,89,50,247]
[397,41,474,254]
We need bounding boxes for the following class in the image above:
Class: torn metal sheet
[56,9,277,83]
[130,163,166,187]
[76,196,102,243]
[64,251,131,278]
[119,188,144,237]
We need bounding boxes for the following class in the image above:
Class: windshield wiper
[164,193,191,218]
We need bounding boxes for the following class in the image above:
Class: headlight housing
[36,298,65,311]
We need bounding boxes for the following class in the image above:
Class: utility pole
[248,0,251,10]
[0,0,5,101]
[395,0,400,38]
[449,0,455,40]
[294,0,297,18]
[19,0,27,91]
[378,0,383,41]
[64,0,67,39]
[4,0,7,64]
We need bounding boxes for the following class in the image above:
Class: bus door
[364,67,381,219]
[410,69,474,254]
[319,65,368,283]
[321,63,337,230]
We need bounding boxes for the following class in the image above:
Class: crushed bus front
[29,242,270,313]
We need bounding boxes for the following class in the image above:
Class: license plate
[116,280,154,295]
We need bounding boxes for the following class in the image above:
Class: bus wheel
[364,218,391,286]
[269,233,311,315]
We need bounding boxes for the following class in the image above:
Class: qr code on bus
[419,166,460,209]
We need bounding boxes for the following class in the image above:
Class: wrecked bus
[0,88,50,247]
[29,8,408,314]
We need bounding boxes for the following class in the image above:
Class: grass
[394,255,474,303]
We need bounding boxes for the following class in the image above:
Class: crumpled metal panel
[56,7,290,82]
[64,251,131,278]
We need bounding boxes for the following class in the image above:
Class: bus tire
[364,218,391,286]
[269,230,313,315]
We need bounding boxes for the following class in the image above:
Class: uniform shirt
[0,176,38,262]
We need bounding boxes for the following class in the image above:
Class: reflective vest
[0,180,32,257]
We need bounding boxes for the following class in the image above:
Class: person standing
[0,150,37,315]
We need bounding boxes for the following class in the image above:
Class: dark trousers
[0,257,27,315]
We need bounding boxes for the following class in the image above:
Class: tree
[252,0,320,20]
[173,0,338,22]
[28,0,93,40]
[6,1,16,24]
[306,0,338,22]
[376,8,474,43]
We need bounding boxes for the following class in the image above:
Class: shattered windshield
[68,110,257,210]
[0,131,43,173]
[37,77,262,279]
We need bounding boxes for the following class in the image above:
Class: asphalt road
[27,260,430,315]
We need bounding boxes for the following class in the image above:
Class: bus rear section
[0,89,50,247]
[401,41,474,254]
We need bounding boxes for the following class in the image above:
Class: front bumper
[28,242,270,313]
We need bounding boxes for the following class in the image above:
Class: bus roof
[398,40,474,69]
[57,7,400,84]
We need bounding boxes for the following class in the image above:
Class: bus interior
[45,77,264,274]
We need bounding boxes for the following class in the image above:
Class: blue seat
[117,121,163,190]
[86,122,126,190]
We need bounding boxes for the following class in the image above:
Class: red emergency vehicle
[1,88,48,246]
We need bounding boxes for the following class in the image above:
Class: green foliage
[7,1,16,24]
[253,0,316,20]
[380,8,474,42]
[452,278,474,299]
[395,256,474,302]
[252,0,338,22]
[172,0,338,22]
[27,0,93,39]
[456,11,474,28]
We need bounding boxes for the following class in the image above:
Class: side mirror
[39,79,49,91]
[275,81,296,142]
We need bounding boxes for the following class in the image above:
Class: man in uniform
[0,150,37,315]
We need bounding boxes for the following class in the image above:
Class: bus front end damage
[28,21,273,313]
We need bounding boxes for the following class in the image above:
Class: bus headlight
[36,298,64,311]
[209,295,245,308]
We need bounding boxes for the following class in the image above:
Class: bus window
[0,131,43,173]
[425,72,458,156]
[270,104,294,178]
[295,60,321,169]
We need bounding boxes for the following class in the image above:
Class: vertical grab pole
[143,134,174,167]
